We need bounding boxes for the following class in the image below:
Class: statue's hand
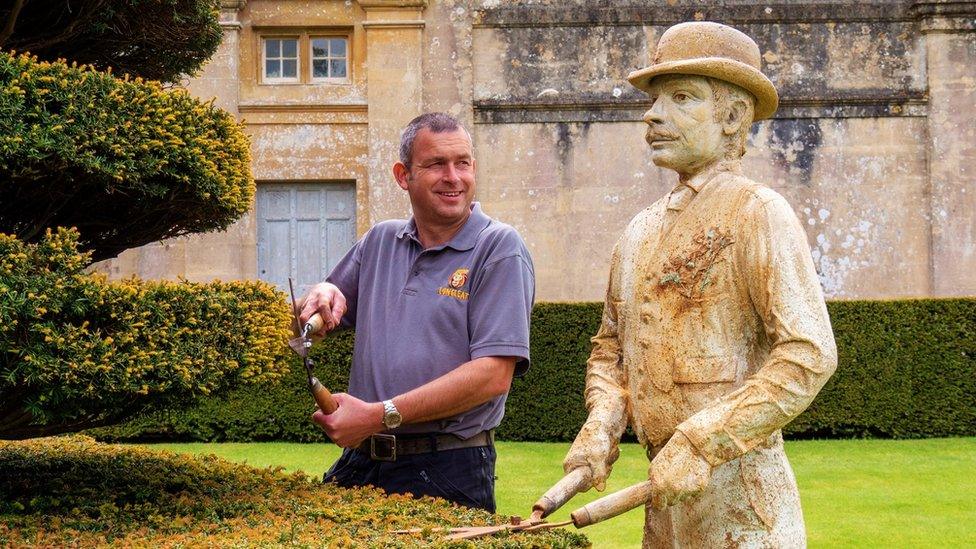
[563,420,620,492]
[649,431,713,510]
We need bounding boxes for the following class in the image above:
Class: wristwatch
[382,399,402,429]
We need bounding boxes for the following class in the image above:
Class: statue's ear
[723,98,750,136]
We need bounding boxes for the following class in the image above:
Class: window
[263,37,299,82]
[311,37,348,80]
[260,34,350,84]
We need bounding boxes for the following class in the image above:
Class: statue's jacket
[586,170,837,545]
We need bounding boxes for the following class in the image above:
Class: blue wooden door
[256,182,356,296]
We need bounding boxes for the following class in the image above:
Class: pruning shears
[287,278,339,414]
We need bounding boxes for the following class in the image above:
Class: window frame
[258,31,351,86]
[261,35,302,84]
[309,36,350,83]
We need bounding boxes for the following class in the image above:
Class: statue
[562,21,838,547]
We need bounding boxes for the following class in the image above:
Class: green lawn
[140,438,976,548]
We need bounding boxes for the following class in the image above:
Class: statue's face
[642,74,726,176]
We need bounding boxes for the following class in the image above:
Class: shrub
[94,300,976,442]
[0,51,253,262]
[0,229,293,439]
[0,435,589,548]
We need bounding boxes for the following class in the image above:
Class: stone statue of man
[563,22,838,547]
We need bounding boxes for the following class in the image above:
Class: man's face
[642,74,726,176]
[396,128,477,227]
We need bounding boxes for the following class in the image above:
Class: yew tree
[0,2,290,439]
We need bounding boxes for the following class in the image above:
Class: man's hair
[706,78,756,159]
[399,112,470,167]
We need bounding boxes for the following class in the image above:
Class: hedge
[0,435,588,547]
[94,300,976,442]
[0,51,253,262]
[0,229,293,439]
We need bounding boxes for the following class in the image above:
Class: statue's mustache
[645,127,679,144]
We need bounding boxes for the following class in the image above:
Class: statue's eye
[673,92,690,103]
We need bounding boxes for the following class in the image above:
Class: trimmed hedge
[0,229,293,439]
[94,300,976,442]
[0,51,253,262]
[0,435,588,547]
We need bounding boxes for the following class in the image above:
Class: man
[299,112,534,512]
[563,22,837,547]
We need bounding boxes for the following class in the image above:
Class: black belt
[355,430,494,462]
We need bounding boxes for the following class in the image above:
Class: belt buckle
[370,434,396,461]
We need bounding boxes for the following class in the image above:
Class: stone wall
[98,0,976,302]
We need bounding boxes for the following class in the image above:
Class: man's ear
[393,162,410,190]
[723,99,749,136]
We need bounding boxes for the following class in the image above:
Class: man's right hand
[299,282,347,335]
[563,420,621,492]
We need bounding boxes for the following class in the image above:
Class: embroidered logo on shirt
[448,268,469,288]
[438,268,470,301]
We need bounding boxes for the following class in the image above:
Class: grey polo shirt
[326,202,535,439]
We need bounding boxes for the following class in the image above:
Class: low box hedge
[0,435,588,547]
[93,300,976,442]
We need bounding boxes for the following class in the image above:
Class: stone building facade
[98,0,976,302]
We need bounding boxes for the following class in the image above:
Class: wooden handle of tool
[531,467,593,519]
[570,480,653,528]
[305,312,325,334]
[311,377,339,414]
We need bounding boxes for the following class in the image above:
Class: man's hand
[311,393,384,448]
[649,431,713,510]
[299,282,347,335]
[563,420,621,492]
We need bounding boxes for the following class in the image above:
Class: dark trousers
[323,444,497,512]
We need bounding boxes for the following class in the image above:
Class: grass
[140,438,976,548]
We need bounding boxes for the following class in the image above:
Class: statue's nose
[642,101,664,125]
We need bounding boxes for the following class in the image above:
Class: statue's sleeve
[582,242,630,438]
[675,193,837,466]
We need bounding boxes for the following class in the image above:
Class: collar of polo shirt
[397,202,492,251]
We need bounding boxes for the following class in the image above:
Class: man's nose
[442,162,461,183]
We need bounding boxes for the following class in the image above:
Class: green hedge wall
[94,299,976,442]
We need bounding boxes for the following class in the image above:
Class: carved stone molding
[912,0,976,32]
[220,0,246,10]
[473,2,919,28]
[358,0,427,9]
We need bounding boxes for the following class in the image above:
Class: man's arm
[313,356,515,447]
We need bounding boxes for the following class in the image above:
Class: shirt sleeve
[325,233,365,328]
[676,194,838,466]
[583,242,630,441]
[467,241,535,376]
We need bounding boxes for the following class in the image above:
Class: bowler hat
[627,21,779,121]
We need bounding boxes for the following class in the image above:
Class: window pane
[282,59,297,78]
[311,38,328,58]
[329,59,347,78]
[313,59,329,78]
[330,38,347,57]
[282,39,298,58]
[265,59,280,78]
[265,39,280,58]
